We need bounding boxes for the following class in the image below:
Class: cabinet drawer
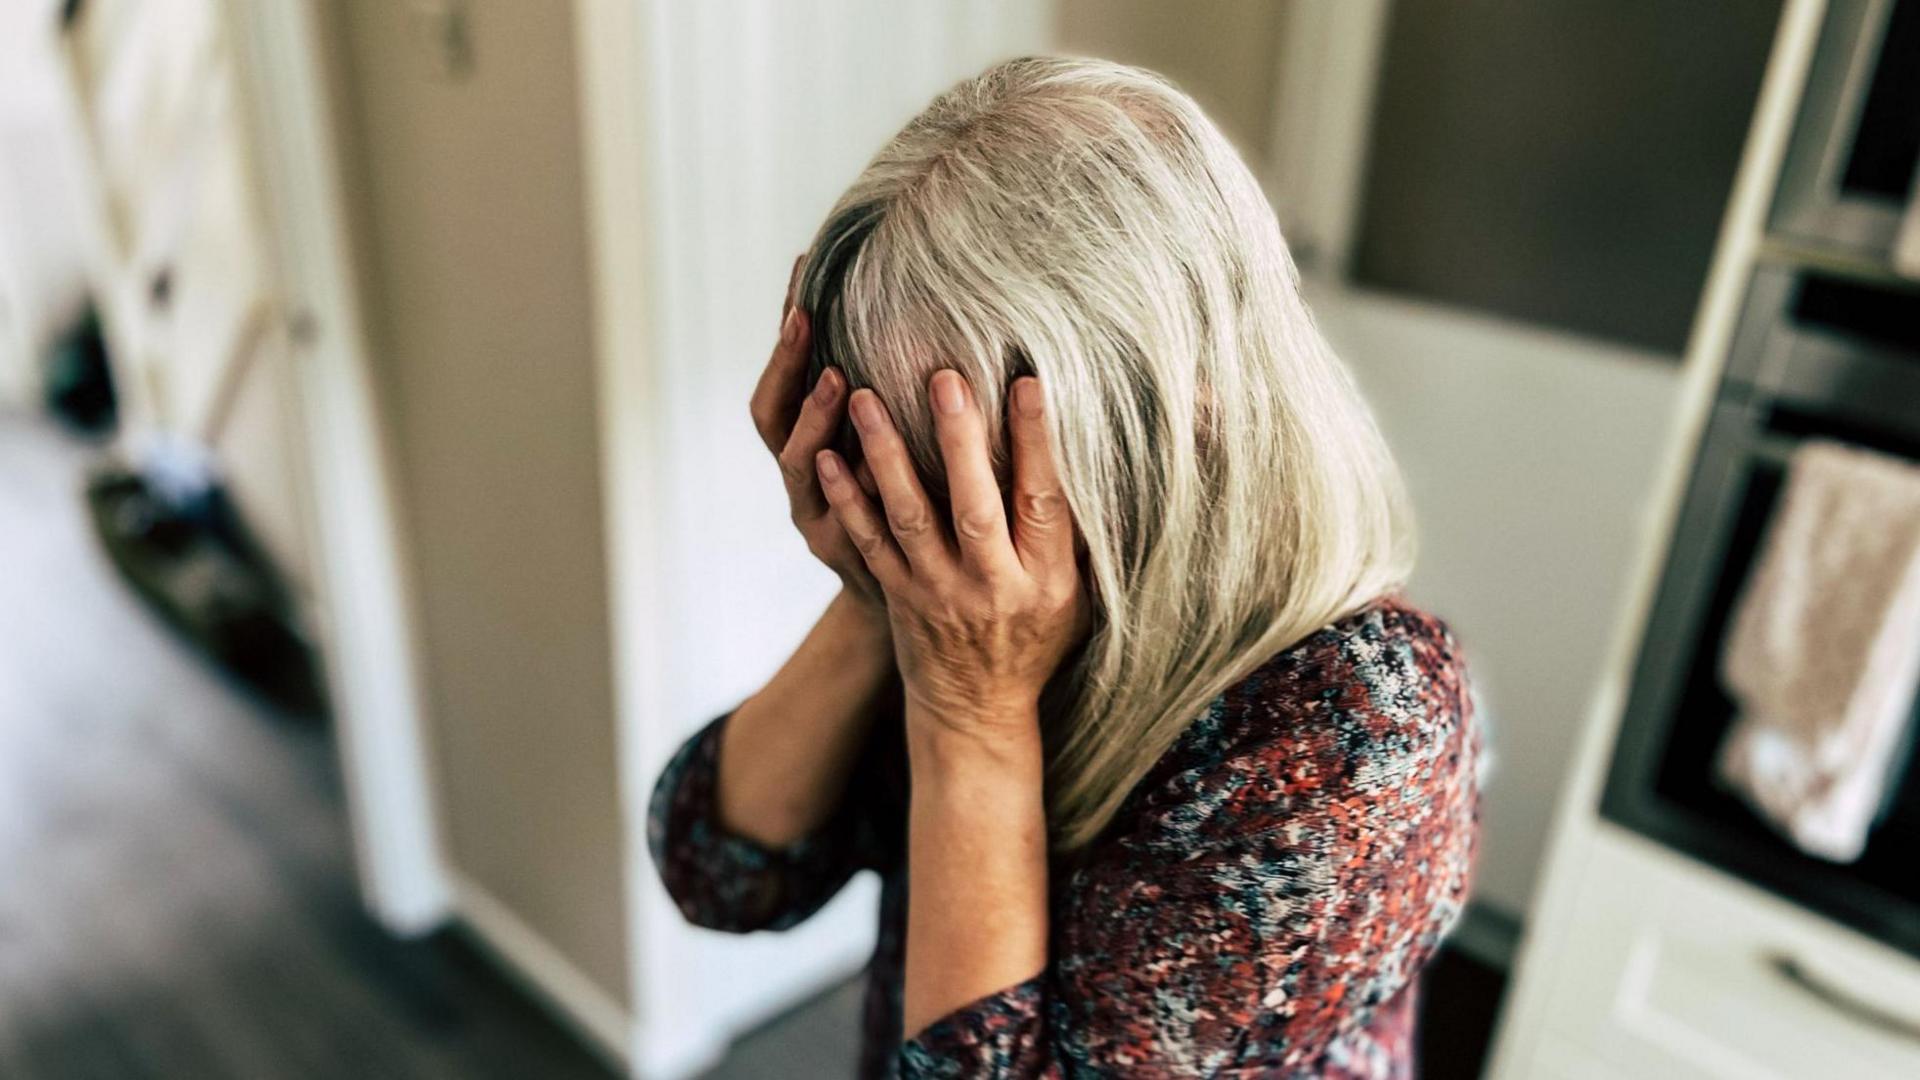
[1534,829,1920,1079]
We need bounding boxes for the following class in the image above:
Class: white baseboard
[628,1016,728,1080]
[451,874,633,1072]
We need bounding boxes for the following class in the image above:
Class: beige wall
[1056,0,1284,165]
[323,0,628,1004]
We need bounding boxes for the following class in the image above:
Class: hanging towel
[1716,439,1920,863]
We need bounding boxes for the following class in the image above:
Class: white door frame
[220,0,450,936]
[571,0,673,1069]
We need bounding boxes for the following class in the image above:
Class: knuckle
[851,530,889,559]
[954,509,1000,543]
[887,506,931,539]
[1015,490,1063,528]
[1046,577,1078,607]
[751,408,779,444]
[1044,590,1078,621]
[776,451,810,488]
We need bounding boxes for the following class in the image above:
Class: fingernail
[813,367,842,404]
[851,391,882,431]
[815,451,842,482]
[781,308,801,345]
[1014,378,1043,417]
[931,371,967,415]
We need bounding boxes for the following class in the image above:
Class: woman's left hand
[814,370,1088,751]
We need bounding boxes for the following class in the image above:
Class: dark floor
[1416,946,1508,1080]
[701,978,866,1080]
[0,413,614,1080]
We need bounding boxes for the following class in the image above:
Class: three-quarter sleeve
[646,714,884,933]
[898,620,1480,1078]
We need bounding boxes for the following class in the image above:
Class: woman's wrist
[905,703,1045,783]
[901,702,1049,1037]
[825,585,893,648]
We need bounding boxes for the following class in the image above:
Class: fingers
[848,388,951,573]
[1007,377,1075,576]
[815,450,910,590]
[750,294,811,454]
[777,367,846,520]
[929,370,1016,574]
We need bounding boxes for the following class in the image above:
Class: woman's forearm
[901,716,1050,1038]
[808,370,1074,1039]
[716,590,896,847]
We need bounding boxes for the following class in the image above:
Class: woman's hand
[814,370,1088,751]
[749,258,886,616]
[821,371,1075,1035]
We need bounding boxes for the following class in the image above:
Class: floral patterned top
[648,592,1481,1078]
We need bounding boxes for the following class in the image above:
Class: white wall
[603,2,1053,1073]
[1310,286,1681,916]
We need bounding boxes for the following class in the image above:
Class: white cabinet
[1501,829,1920,1079]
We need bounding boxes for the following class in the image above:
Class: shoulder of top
[1111,595,1476,853]
[1225,593,1468,715]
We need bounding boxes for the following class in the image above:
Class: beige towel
[1716,439,1920,863]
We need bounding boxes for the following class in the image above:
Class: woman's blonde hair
[798,56,1416,851]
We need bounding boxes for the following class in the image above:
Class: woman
[649,57,1480,1079]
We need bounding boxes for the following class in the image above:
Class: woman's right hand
[750,257,887,615]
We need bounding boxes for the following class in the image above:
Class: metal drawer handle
[1766,951,1920,1045]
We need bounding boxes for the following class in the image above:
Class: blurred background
[1,1,1915,1078]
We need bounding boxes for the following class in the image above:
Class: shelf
[1756,237,1920,293]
